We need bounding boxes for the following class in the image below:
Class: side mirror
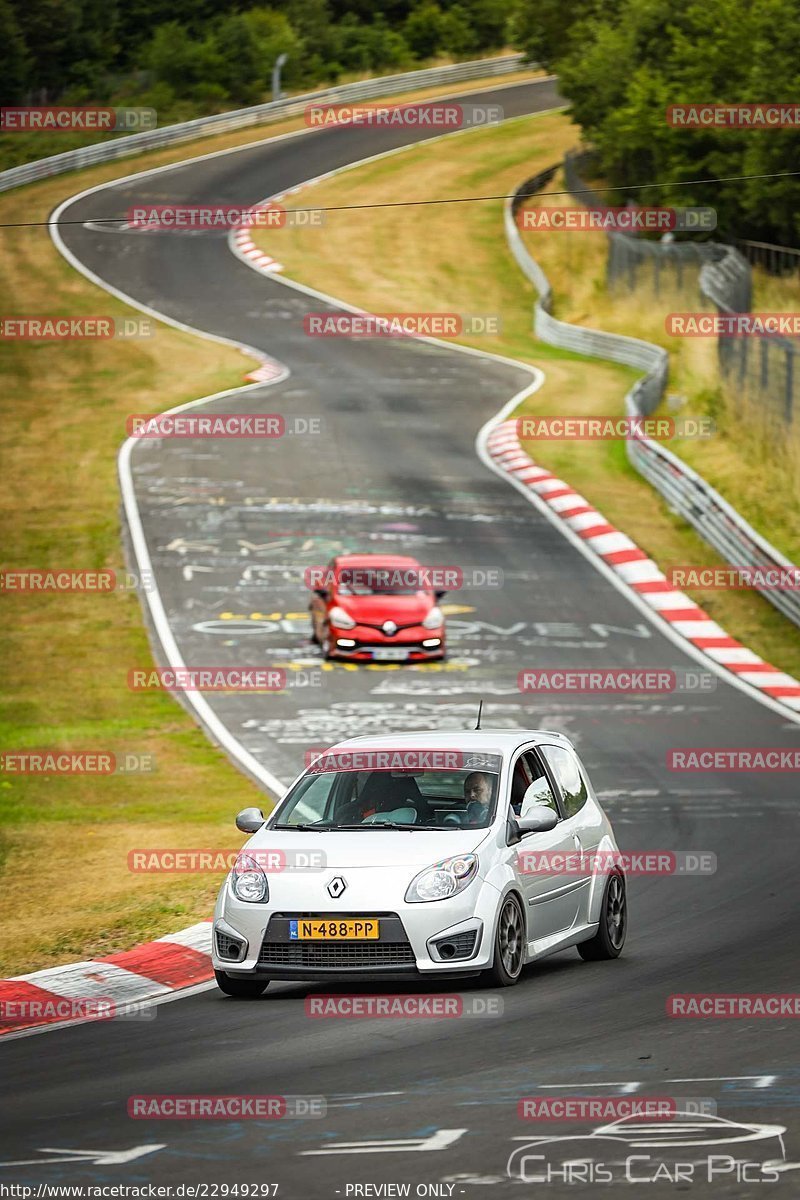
[236,807,265,833]
[516,804,559,835]
[434,589,447,601]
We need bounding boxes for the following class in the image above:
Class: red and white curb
[486,419,800,713]
[228,182,318,281]
[0,921,213,1037]
[231,222,284,274]
[245,358,286,384]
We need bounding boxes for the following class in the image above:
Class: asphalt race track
[2,78,799,1196]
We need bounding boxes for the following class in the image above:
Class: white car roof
[325,728,573,759]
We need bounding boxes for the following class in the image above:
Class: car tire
[214,969,270,998]
[577,872,626,961]
[486,894,525,986]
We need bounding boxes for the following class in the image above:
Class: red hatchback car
[308,553,447,662]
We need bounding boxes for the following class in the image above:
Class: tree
[210,14,263,104]
[517,0,800,244]
[0,0,30,102]
[440,5,478,57]
[403,2,447,58]
[242,9,304,89]
[509,0,596,69]
[145,21,222,97]
[457,0,507,51]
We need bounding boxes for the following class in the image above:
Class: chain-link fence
[565,150,799,436]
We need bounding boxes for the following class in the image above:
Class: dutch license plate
[289,918,380,940]
[372,647,409,661]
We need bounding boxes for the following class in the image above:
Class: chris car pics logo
[507,1113,788,1184]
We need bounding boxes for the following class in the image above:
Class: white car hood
[246,826,487,869]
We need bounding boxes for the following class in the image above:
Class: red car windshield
[337,581,422,596]
[335,564,428,597]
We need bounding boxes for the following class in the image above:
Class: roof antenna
[474,700,483,730]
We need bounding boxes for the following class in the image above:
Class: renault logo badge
[327,876,347,898]
[382,620,397,635]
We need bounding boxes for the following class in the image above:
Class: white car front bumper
[212,866,503,979]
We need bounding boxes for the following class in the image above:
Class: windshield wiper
[271,820,338,831]
[273,821,426,831]
[357,821,423,830]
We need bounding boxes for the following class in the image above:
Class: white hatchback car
[212,729,627,996]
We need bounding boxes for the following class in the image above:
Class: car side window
[509,755,532,813]
[520,749,559,814]
[508,748,559,816]
[541,746,588,818]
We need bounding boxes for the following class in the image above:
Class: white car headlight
[405,854,478,902]
[329,605,356,629]
[231,852,269,903]
[422,605,443,630]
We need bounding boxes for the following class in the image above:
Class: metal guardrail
[0,54,528,194]
[505,167,800,629]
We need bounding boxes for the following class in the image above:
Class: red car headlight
[329,605,356,630]
[422,605,444,630]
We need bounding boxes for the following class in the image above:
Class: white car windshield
[272,766,500,830]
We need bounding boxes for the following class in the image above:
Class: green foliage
[403,3,448,59]
[509,0,596,69]
[4,0,511,118]
[0,0,30,104]
[510,0,800,243]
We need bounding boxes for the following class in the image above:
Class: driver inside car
[463,770,494,824]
